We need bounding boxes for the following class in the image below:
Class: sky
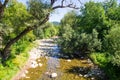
[17,0,119,22]
[17,0,79,22]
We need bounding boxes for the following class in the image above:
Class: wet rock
[67,59,71,62]
[25,70,28,74]
[84,74,89,78]
[91,77,95,80]
[45,72,50,75]
[51,73,57,78]
[79,74,83,77]
[38,59,41,62]
[87,59,92,63]
[30,61,38,68]
[38,63,43,67]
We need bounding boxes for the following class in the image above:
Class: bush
[103,27,120,66]
[90,52,109,66]
[59,28,102,56]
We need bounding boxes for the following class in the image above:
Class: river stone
[51,73,57,78]
[38,59,41,62]
[84,74,89,78]
[91,77,95,80]
[38,63,43,67]
[67,59,71,62]
[25,70,28,74]
[79,74,83,77]
[30,61,38,68]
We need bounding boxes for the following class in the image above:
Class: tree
[80,1,108,40]
[0,0,9,19]
[0,0,81,61]
[104,26,120,66]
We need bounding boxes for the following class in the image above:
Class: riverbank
[0,41,36,80]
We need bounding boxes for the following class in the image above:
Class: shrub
[90,52,109,66]
[103,27,120,66]
[59,28,102,56]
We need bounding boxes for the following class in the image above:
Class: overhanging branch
[51,0,80,10]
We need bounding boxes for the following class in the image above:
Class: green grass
[0,41,36,80]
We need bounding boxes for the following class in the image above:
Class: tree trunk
[1,15,49,61]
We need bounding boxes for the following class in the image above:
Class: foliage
[1,0,31,46]
[33,22,59,39]
[103,26,120,66]
[28,0,50,21]
[59,22,101,55]
[0,41,35,80]
[90,52,109,67]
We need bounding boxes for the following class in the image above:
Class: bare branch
[51,0,57,6]
[0,0,9,19]
[52,0,80,10]
[78,0,83,5]
[61,0,65,6]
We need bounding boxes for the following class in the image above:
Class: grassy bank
[0,41,36,80]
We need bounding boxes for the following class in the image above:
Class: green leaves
[28,0,50,21]
[104,26,120,66]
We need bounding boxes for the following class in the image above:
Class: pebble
[84,74,89,78]
[38,59,41,61]
[45,72,49,75]
[25,70,28,74]
[38,63,43,67]
[67,59,71,62]
[79,74,83,77]
[51,73,57,78]
[91,77,95,80]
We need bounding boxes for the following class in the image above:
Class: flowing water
[18,38,106,80]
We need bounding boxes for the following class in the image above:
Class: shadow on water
[66,66,91,75]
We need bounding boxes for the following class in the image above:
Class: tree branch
[0,0,9,19]
[3,0,9,7]
[2,13,50,60]
[52,0,80,10]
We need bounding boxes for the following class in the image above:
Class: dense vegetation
[0,0,59,79]
[58,0,120,80]
[0,0,120,80]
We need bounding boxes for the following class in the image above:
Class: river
[13,38,106,80]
